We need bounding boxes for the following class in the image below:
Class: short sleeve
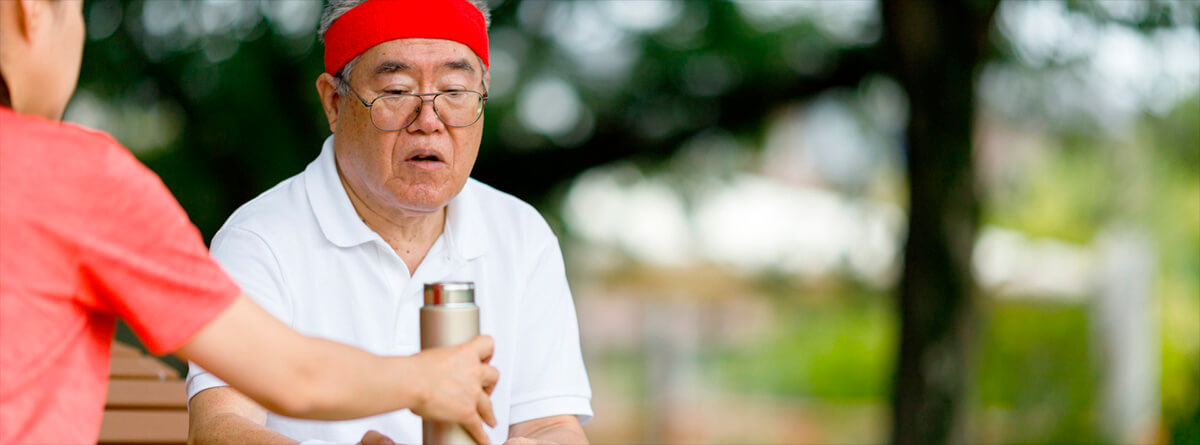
[207,226,291,323]
[187,224,292,400]
[508,237,593,425]
[78,145,239,355]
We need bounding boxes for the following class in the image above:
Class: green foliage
[712,297,896,401]
[1149,95,1200,172]
[1164,314,1200,445]
[977,92,1200,442]
[973,301,1101,443]
[709,294,1116,443]
[982,145,1114,244]
[1135,95,1200,445]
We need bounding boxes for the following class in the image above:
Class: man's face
[333,38,485,216]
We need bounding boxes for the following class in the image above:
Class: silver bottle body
[420,282,479,445]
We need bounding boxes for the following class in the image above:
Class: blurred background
[73,0,1198,443]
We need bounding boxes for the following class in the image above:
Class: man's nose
[406,99,443,133]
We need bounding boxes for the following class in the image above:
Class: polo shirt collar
[305,136,487,260]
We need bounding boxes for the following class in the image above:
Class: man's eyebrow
[371,59,476,76]
[373,61,411,75]
[442,59,476,74]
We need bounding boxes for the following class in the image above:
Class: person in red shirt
[0,1,500,444]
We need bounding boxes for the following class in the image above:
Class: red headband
[323,0,489,75]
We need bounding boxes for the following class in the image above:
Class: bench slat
[106,380,187,409]
[98,410,188,443]
[110,356,179,380]
[111,341,142,357]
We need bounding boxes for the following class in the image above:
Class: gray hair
[319,0,491,95]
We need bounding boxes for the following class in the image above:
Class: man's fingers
[478,390,497,428]
[471,335,494,363]
[463,416,490,445]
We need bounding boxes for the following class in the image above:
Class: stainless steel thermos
[420,282,480,445]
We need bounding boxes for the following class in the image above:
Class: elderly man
[185,0,592,444]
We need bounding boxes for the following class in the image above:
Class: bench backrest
[99,342,188,444]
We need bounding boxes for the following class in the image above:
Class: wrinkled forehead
[356,38,484,81]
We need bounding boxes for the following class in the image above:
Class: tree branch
[472,43,886,203]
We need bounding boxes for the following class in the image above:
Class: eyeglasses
[339,78,487,132]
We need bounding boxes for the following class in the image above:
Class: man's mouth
[409,154,441,162]
[405,152,445,171]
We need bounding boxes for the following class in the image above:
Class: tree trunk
[880,1,998,443]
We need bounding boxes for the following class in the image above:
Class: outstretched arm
[175,294,500,445]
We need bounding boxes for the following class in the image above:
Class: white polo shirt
[186,136,592,444]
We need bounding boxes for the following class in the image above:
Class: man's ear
[315,73,341,133]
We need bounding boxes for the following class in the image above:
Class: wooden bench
[99,341,188,444]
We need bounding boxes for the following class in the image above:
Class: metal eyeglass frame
[338,77,488,132]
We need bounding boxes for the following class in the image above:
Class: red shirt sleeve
[75,136,240,355]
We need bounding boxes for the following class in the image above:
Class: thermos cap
[424,281,475,306]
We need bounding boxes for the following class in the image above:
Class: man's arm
[187,388,410,445]
[505,236,594,445]
[506,415,588,445]
[175,294,500,445]
[188,387,295,445]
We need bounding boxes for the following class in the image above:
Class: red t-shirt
[0,107,240,443]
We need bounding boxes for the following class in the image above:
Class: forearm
[188,387,296,445]
[522,425,587,445]
[280,336,423,419]
[176,295,423,420]
[188,412,297,445]
[508,416,588,445]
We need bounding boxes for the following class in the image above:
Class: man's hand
[409,335,500,445]
[357,430,395,445]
